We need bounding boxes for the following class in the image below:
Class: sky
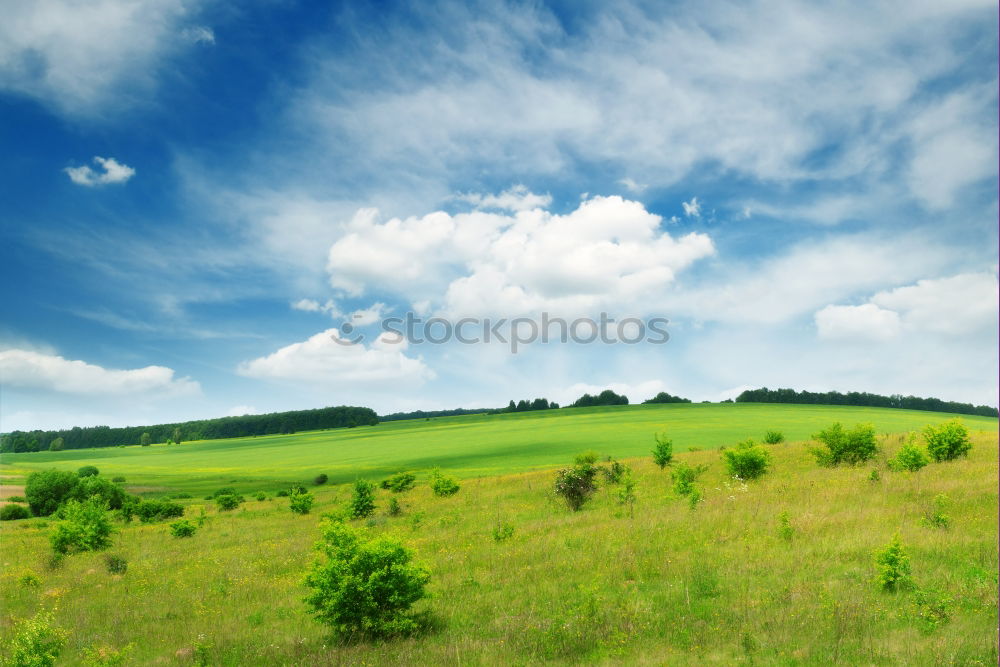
[0,0,997,432]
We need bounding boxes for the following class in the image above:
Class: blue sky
[1,0,997,431]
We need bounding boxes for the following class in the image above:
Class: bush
[811,422,878,466]
[874,534,912,591]
[601,459,628,484]
[135,499,185,523]
[762,430,785,444]
[869,468,881,483]
[492,521,515,542]
[104,553,128,574]
[50,498,114,554]
[6,495,26,503]
[923,419,972,462]
[429,470,460,497]
[889,439,929,472]
[48,437,64,452]
[169,520,197,538]
[290,490,315,515]
[922,494,950,530]
[275,489,290,497]
[303,519,430,637]
[111,476,126,484]
[671,462,708,496]
[25,470,80,517]
[1,610,68,667]
[1,504,31,521]
[722,439,771,480]
[210,487,238,498]
[255,492,267,501]
[574,450,600,465]
[777,511,794,541]
[73,476,130,510]
[387,497,402,516]
[349,479,376,519]
[139,432,151,446]
[215,494,243,511]
[381,472,417,493]
[314,474,329,486]
[554,463,598,511]
[652,433,674,469]
[617,471,637,516]
[77,465,100,478]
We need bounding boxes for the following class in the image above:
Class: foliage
[687,487,702,510]
[50,498,114,554]
[214,494,243,511]
[6,496,26,503]
[492,520,515,542]
[314,473,328,486]
[921,494,950,530]
[171,427,183,445]
[671,462,708,496]
[303,519,430,637]
[601,459,627,484]
[777,511,794,541]
[810,422,878,466]
[652,432,674,469]
[73,476,131,510]
[381,472,417,493]
[642,392,692,404]
[77,465,100,477]
[169,520,197,538]
[289,490,315,515]
[573,450,600,465]
[869,468,881,483]
[135,499,185,523]
[497,397,559,413]
[104,554,128,574]
[139,433,152,447]
[24,470,80,517]
[923,419,972,462]
[874,534,912,591]
[429,470,460,497]
[349,479,377,519]
[722,439,771,480]
[554,462,598,511]
[254,492,267,501]
[889,438,929,472]
[912,588,952,634]
[569,389,629,408]
[111,476,125,484]
[0,504,31,521]
[387,497,402,516]
[81,642,134,667]
[616,470,637,516]
[0,610,68,667]
[762,430,785,444]
[736,386,998,418]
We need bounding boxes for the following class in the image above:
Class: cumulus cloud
[618,178,647,193]
[291,298,340,317]
[65,156,135,186]
[327,195,714,316]
[237,328,433,387]
[182,25,215,45]
[453,185,552,212]
[0,348,199,396]
[815,304,902,341]
[682,197,701,218]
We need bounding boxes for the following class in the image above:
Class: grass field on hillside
[1,403,996,495]
[0,424,996,665]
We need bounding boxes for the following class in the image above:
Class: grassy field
[0,404,997,665]
[1,403,996,495]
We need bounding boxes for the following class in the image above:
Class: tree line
[735,387,998,418]
[0,406,379,453]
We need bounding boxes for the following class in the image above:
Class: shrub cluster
[289,489,315,515]
[671,462,707,496]
[314,473,329,486]
[349,480,377,519]
[0,504,31,521]
[554,461,599,511]
[923,419,972,462]
[215,494,243,511]
[889,438,929,472]
[135,499,185,523]
[50,498,114,554]
[652,433,674,468]
[722,439,771,480]
[170,519,197,538]
[429,470,460,497]
[381,472,417,493]
[810,422,878,466]
[77,465,100,478]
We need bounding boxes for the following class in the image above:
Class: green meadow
[0,403,997,665]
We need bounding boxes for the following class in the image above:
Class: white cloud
[682,197,701,218]
[237,328,433,387]
[65,156,135,186]
[454,185,552,212]
[226,405,258,417]
[182,25,215,44]
[871,272,998,335]
[815,304,902,341]
[0,348,199,396]
[326,195,715,316]
[292,298,340,317]
[348,303,388,326]
[618,178,647,193]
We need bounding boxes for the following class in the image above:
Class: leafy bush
[50,498,114,554]
[574,450,600,465]
[913,588,952,634]
[687,487,703,510]
[652,433,674,469]
[601,459,628,484]
[889,439,929,472]
[429,470,460,497]
[214,494,243,511]
[135,499,184,523]
[303,519,430,637]
[6,495,26,503]
[275,489,290,497]
[777,511,794,541]
[1,610,68,667]
[921,494,950,530]
[923,419,972,462]
[387,497,402,516]
[617,471,637,516]
[289,490,315,515]
[554,463,598,511]
[104,553,128,574]
[169,520,197,538]
[762,430,785,444]
[722,439,771,480]
[0,504,31,521]
[349,479,376,519]
[111,476,126,484]
[811,422,878,466]
[210,487,238,499]
[381,472,417,493]
[139,432,151,446]
[254,492,267,501]
[314,473,328,486]
[492,521,515,542]
[48,437,64,452]
[73,476,131,510]
[18,571,40,587]
[671,462,708,496]
[874,534,912,591]
[81,642,134,666]
[77,465,100,478]
[869,468,881,483]
[25,470,80,517]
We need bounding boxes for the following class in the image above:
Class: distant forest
[735,387,998,418]
[0,406,378,453]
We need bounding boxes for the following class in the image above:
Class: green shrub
[763,430,785,444]
[687,487,703,510]
[314,473,329,486]
[492,521,515,542]
[601,459,628,484]
[6,495,27,503]
[18,570,40,587]
[303,519,430,637]
[1,610,68,667]
[48,437,64,452]
[616,471,637,516]
[722,439,771,480]
[889,439,929,472]
[77,465,100,478]
[869,468,881,483]
[275,489,290,497]
[104,553,128,574]
[255,492,267,501]
[135,500,185,523]
[387,497,402,516]
[554,463,598,511]
[169,520,197,538]
[874,534,912,591]
[210,487,238,499]
[81,642,134,666]
[777,511,794,541]
[289,490,315,515]
[913,588,952,633]
[24,470,80,517]
[50,498,113,554]
[111,476,126,484]
[921,494,950,530]
[923,419,972,462]
[671,462,708,496]
[652,433,673,469]
[73,476,131,510]
[1,504,31,521]
[429,470,460,497]
[349,479,376,519]
[381,472,417,493]
[214,494,243,511]
[811,422,878,466]
[167,493,192,500]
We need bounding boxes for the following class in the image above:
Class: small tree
[889,438,929,472]
[48,437,64,452]
[290,489,315,514]
[1,610,68,667]
[349,479,376,519]
[139,432,152,447]
[429,470,460,497]
[923,419,972,462]
[554,462,598,511]
[215,494,243,511]
[617,470,637,517]
[0,504,30,521]
[25,470,80,517]
[811,422,878,466]
[652,433,674,469]
[304,519,430,637]
[170,520,197,538]
[722,440,771,480]
[50,498,114,554]
[381,472,416,493]
[314,473,329,486]
[762,430,785,444]
[172,427,183,445]
[874,534,912,591]
[671,462,707,496]
[77,465,99,478]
